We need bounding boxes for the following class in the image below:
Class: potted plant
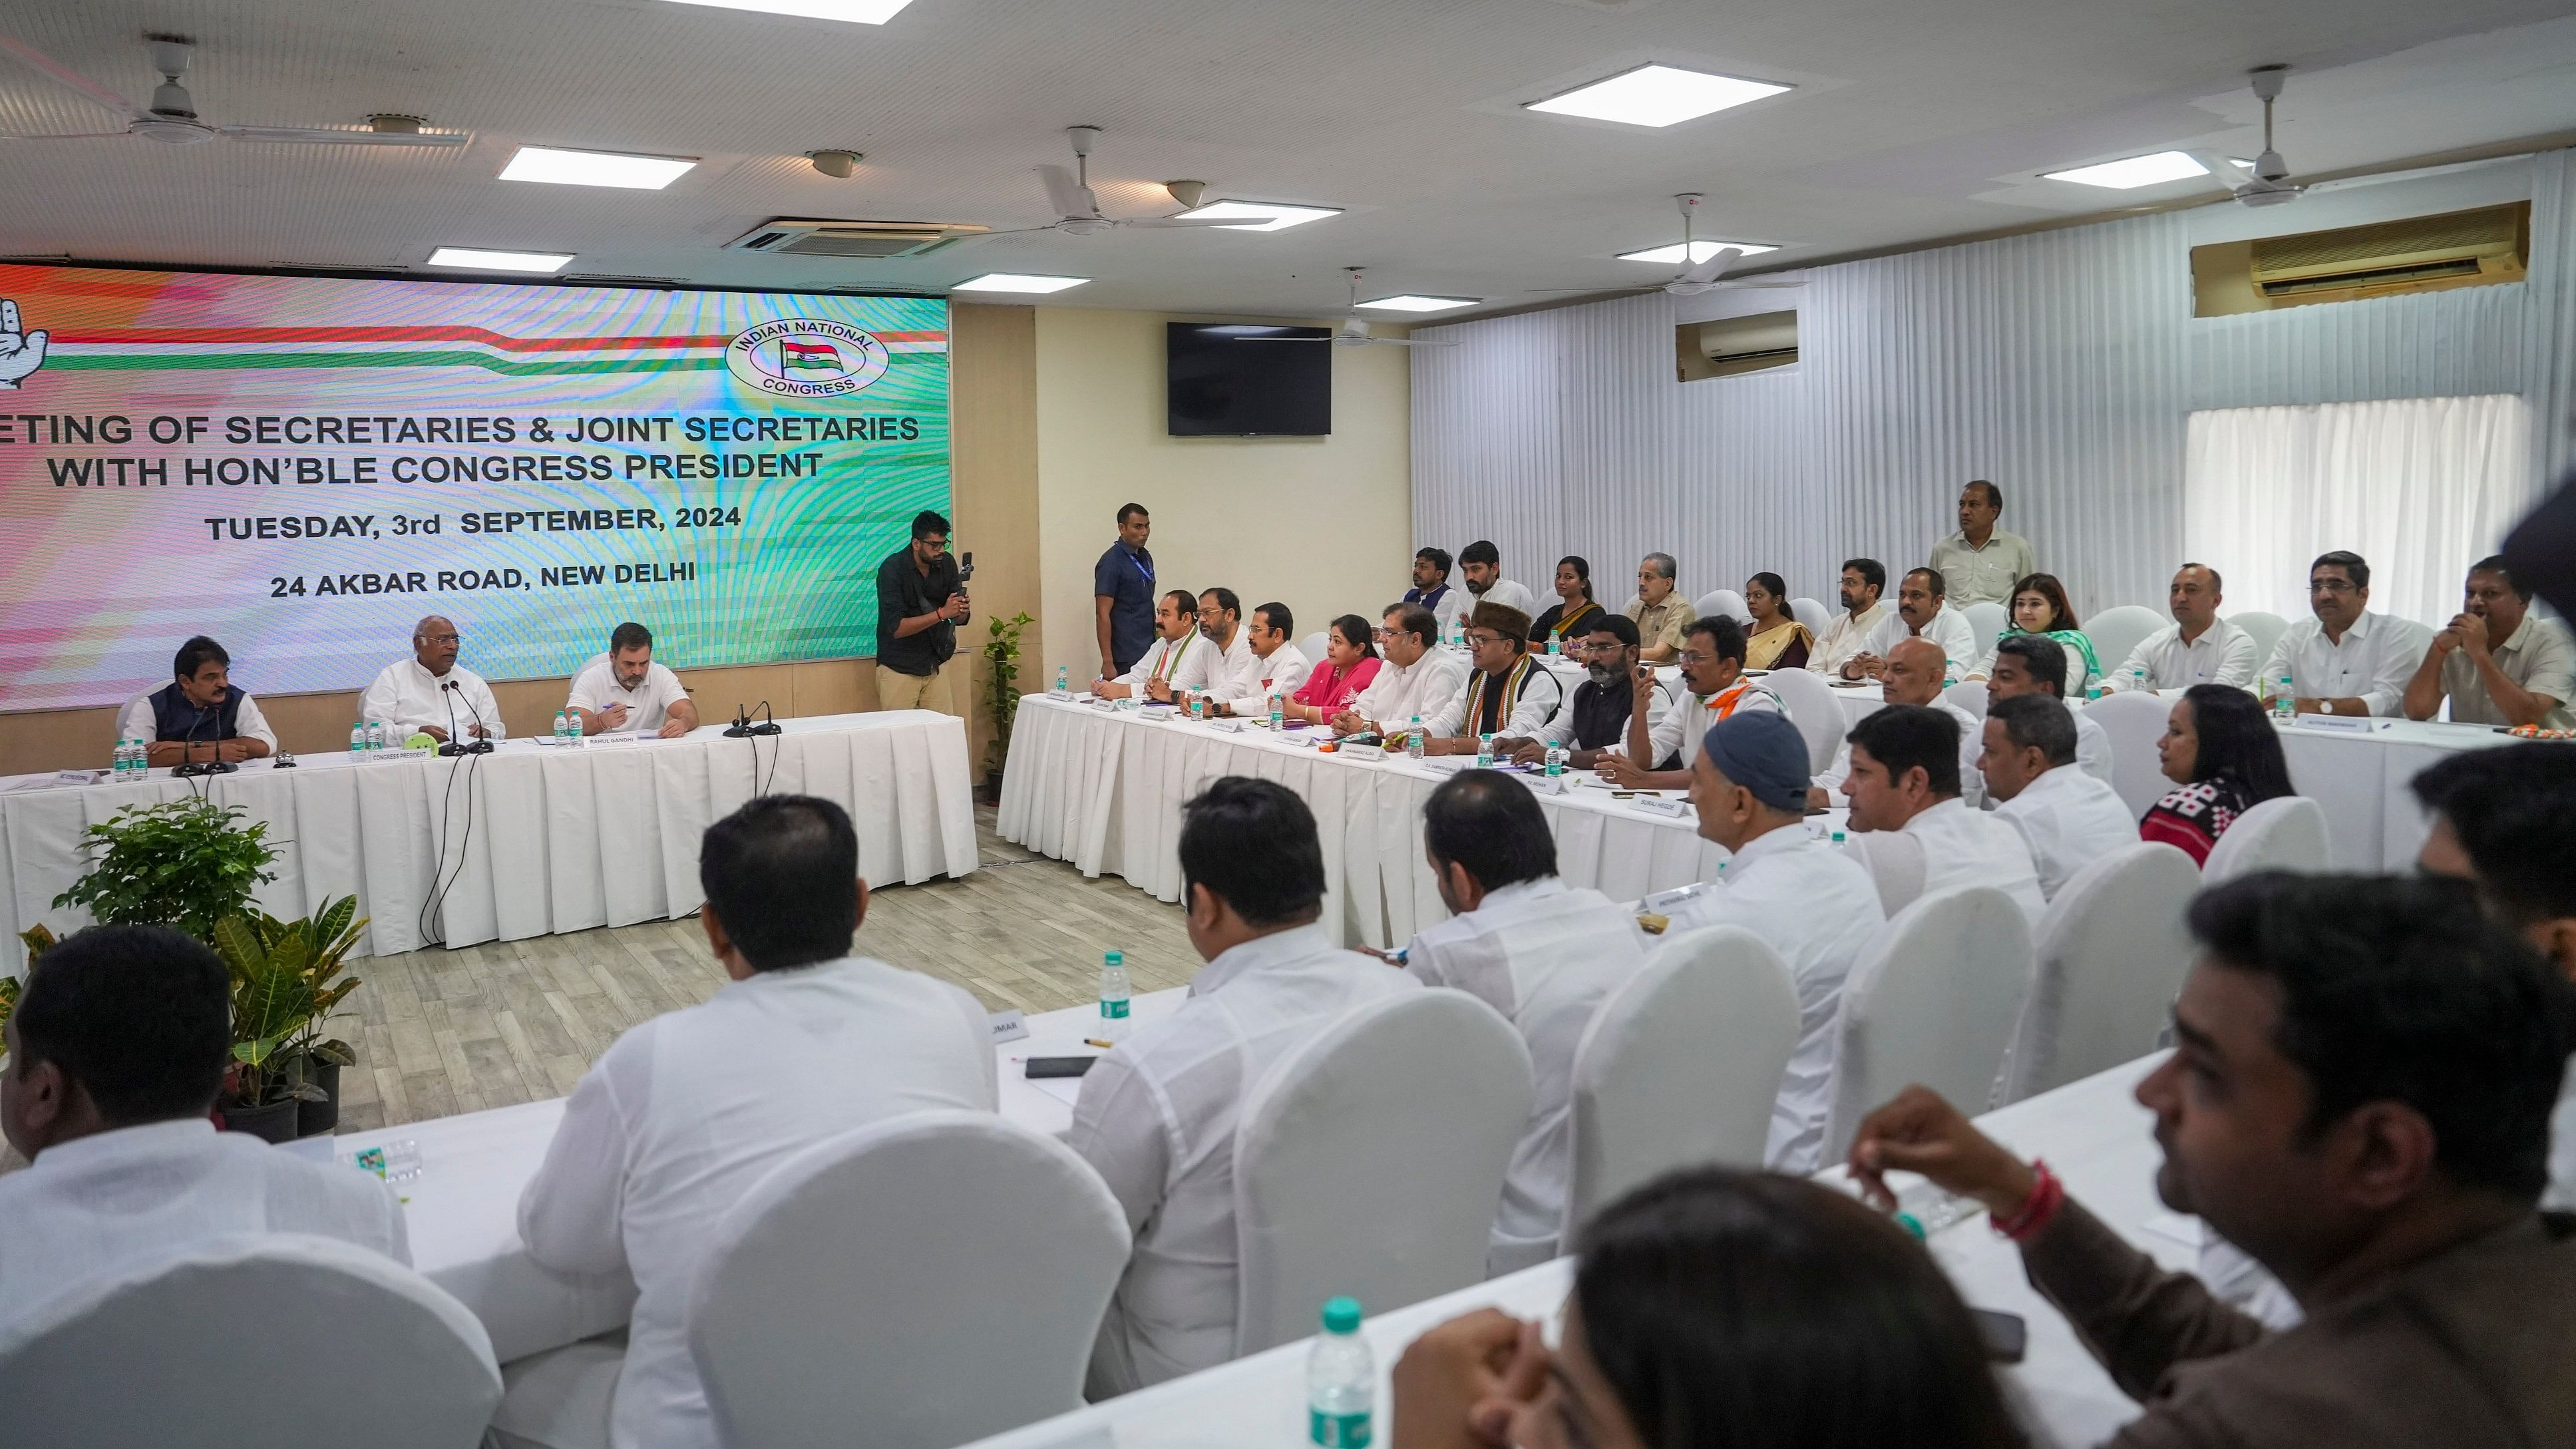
[210,897,366,1142]
[53,796,277,944]
[978,610,1037,804]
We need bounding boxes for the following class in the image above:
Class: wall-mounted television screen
[1167,323,1332,436]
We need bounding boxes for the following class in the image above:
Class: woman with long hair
[1527,556,1602,646]
[1990,572,2101,693]
[1280,614,1381,725]
[1393,1167,2026,1449]
[1741,572,1813,671]
[2139,684,2297,865]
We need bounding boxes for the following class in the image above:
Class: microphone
[723,702,753,739]
[441,678,494,755]
[173,688,238,777]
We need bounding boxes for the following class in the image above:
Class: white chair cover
[1694,588,1751,625]
[2201,796,2330,883]
[0,1233,500,1449]
[1761,665,1846,773]
[1561,927,1800,1239]
[1823,885,2035,1160]
[2082,606,2168,676]
[2227,611,2290,666]
[1234,989,1533,1353]
[1789,596,1833,637]
[1962,600,2009,654]
[1942,680,1988,720]
[1997,843,2199,1104]
[685,1110,1128,1449]
[1298,631,1329,665]
[2083,689,2177,816]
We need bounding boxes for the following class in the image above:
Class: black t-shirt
[874,546,964,676]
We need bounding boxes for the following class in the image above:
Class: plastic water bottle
[2085,682,2103,702]
[1475,733,1495,767]
[1831,829,1849,849]
[1547,635,1560,658]
[1308,1297,1374,1448]
[111,737,134,781]
[1056,664,1071,697]
[1405,716,1425,760]
[1269,692,1286,731]
[366,720,386,752]
[2129,665,2147,693]
[1097,950,1131,1042]
[350,721,368,756]
[2272,676,2295,724]
[1545,743,1567,777]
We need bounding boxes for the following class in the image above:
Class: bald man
[1808,638,1988,811]
[357,614,502,743]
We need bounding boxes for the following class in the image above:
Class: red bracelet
[1991,1160,2063,1241]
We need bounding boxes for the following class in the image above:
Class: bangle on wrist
[1990,1160,2063,1241]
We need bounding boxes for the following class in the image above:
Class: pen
[1083,1038,1115,1050]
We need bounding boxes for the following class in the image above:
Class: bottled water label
[1099,997,1130,1020]
[1310,1410,1371,1448]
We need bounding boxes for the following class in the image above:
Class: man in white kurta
[1193,588,1258,702]
[1071,777,1419,1394]
[1846,568,1980,680]
[0,925,409,1338]
[1666,713,1885,1174]
[1340,603,1471,736]
[1459,539,1535,618]
[2098,564,2258,694]
[1095,589,1216,701]
[1401,771,1648,1273]
[1807,558,1891,677]
[1981,697,2140,901]
[515,797,995,1449]
[1839,703,2046,927]
[1209,602,1311,716]
[2259,552,2430,717]
[1812,639,1986,809]
[359,612,502,741]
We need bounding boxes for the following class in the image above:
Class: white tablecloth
[1,711,979,972]
[289,986,1190,1364]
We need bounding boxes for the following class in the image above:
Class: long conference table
[1,710,980,974]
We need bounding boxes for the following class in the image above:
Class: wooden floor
[322,804,1198,1134]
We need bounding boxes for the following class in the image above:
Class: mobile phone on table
[1025,1056,1097,1079]
[1971,1307,2026,1363]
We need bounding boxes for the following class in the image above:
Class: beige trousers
[876,664,954,714]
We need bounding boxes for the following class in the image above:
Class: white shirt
[1405,877,1648,1271]
[1855,604,1981,678]
[1809,602,1889,676]
[1466,578,1537,618]
[1644,680,1782,770]
[1413,586,1471,634]
[0,1118,409,1337]
[518,956,996,1449]
[1216,642,1312,716]
[1115,631,1217,696]
[1071,923,1420,1395]
[567,660,690,734]
[1845,796,2047,928]
[2259,611,2432,717]
[1663,829,1885,1174]
[359,658,503,739]
[116,688,278,751]
[2099,619,2259,694]
[1425,658,1565,739]
[1992,763,2139,900]
[2439,614,2576,728]
[1817,698,1988,809]
[1200,628,1258,702]
[1350,648,1471,731]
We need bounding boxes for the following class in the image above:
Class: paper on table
[1027,1074,1085,1108]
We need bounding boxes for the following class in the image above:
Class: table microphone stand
[171,717,238,777]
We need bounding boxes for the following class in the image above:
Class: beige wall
[1033,309,1413,688]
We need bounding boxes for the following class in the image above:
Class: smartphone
[1970,1307,2026,1364]
[1025,1056,1097,1079]
[959,550,976,583]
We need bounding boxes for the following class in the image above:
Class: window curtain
[2183,394,2535,628]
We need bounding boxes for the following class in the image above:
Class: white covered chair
[1561,927,1800,1237]
[1694,588,1751,625]
[1789,596,1833,637]
[1234,989,1533,1353]
[2084,688,2179,816]
[2202,796,2331,883]
[2227,610,2290,665]
[1997,843,2199,1104]
[1942,679,1988,720]
[0,1234,500,1449]
[1762,664,1846,773]
[1822,886,2035,1160]
[2082,606,2167,677]
[1299,630,1329,665]
[1962,600,2009,655]
[687,1111,1129,1449]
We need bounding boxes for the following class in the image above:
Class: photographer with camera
[874,510,970,714]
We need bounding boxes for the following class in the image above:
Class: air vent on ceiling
[726,218,988,260]
[2192,202,2529,317]
[1679,310,1797,380]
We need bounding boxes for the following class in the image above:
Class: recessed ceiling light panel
[952,273,1090,294]
[661,0,914,23]
[1526,64,1790,128]
[2041,150,2210,190]
[1616,240,1779,264]
[1359,294,1477,313]
[427,247,574,273]
[1171,200,1342,232]
[500,146,699,190]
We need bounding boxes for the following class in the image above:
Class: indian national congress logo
[725,317,891,399]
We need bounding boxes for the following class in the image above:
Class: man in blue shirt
[1093,503,1157,678]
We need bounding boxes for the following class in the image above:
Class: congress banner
[0,264,950,711]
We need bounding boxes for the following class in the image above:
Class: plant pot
[219,1096,302,1144]
[297,1060,342,1138]
[976,771,1004,806]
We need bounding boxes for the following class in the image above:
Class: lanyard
[1127,548,1154,586]
[1469,656,1531,736]
[1150,632,1193,683]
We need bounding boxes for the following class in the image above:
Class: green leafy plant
[212,895,366,1108]
[53,797,277,944]
[981,609,1037,779]
[2,925,51,1036]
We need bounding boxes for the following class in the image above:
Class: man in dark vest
[1498,614,1668,769]
[115,636,274,767]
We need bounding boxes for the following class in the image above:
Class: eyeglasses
[1676,650,1715,667]
[421,634,462,646]
[2308,578,2358,595]
[1465,632,1507,648]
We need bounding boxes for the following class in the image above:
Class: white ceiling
[5,0,2576,320]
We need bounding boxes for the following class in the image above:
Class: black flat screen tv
[1167,323,1332,436]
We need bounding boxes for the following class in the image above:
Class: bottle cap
[1894,1212,1927,1241]
[1104,949,1123,966]
[1320,1296,1362,1333]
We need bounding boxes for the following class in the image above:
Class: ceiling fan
[976,127,1238,238]
[1234,271,1457,348]
[2221,66,2303,208]
[0,34,466,148]
[1532,194,1807,298]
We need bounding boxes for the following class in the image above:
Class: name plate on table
[359,746,436,764]
[2292,714,2378,734]
[586,733,640,747]
[1630,795,1692,817]
[1516,773,1571,795]
[57,769,102,787]
[988,1008,1029,1044]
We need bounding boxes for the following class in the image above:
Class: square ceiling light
[1359,294,1477,313]
[1525,64,1790,128]
[427,246,574,273]
[500,146,698,190]
[2042,150,2209,189]
[1171,200,1342,232]
[662,0,914,21]
[1616,240,1779,264]
[952,273,1090,294]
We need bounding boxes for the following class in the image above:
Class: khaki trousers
[876,664,954,714]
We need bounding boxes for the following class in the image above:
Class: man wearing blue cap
[1666,712,1885,1173]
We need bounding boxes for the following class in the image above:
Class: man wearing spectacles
[1419,603,1562,755]
[359,613,502,743]
[1337,602,1469,737]
[1495,614,1666,769]
[2258,551,2432,718]
[1601,615,1779,791]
